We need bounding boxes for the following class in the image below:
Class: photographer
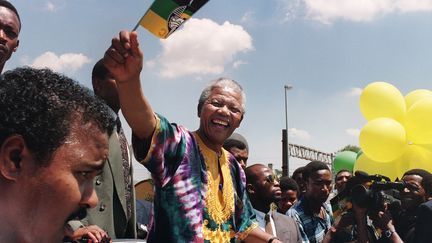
[326,171,408,243]
[354,169,432,243]
[326,172,381,243]
[387,169,432,242]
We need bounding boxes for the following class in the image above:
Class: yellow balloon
[354,154,404,181]
[359,118,407,162]
[403,145,432,173]
[406,97,432,144]
[360,82,406,123]
[405,89,432,110]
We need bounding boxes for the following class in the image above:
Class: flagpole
[132,10,150,31]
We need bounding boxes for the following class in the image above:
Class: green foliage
[338,145,361,153]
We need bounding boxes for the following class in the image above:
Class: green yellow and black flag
[135,0,209,39]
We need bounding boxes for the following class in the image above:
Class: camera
[332,171,410,212]
[351,180,404,211]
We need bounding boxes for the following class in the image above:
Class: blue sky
[8,0,432,180]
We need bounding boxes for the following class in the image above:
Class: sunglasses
[265,174,277,184]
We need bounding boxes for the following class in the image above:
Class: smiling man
[0,0,20,73]
[0,67,115,243]
[103,30,281,243]
[390,169,432,242]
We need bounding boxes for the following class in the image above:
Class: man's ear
[246,183,255,194]
[0,135,27,180]
[12,39,19,52]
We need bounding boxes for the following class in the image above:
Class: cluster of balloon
[354,82,432,180]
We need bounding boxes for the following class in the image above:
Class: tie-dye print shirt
[132,114,258,243]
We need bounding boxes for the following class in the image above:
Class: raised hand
[104,30,143,84]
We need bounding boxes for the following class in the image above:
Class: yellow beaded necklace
[194,133,234,224]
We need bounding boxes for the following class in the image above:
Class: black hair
[0,67,116,165]
[223,133,248,152]
[279,176,299,192]
[302,160,330,180]
[291,166,305,180]
[335,169,352,178]
[0,0,21,30]
[403,169,432,197]
[92,58,109,81]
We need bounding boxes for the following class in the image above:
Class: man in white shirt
[245,164,302,243]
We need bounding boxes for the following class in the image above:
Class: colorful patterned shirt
[132,114,258,243]
[287,197,333,243]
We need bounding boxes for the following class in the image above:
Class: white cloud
[145,60,156,69]
[288,128,311,140]
[345,87,363,97]
[45,2,57,12]
[278,0,304,23]
[155,18,253,78]
[30,52,90,73]
[346,128,361,137]
[241,10,255,24]
[233,60,248,69]
[280,0,432,24]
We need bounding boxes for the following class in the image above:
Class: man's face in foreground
[198,86,243,149]
[17,122,108,242]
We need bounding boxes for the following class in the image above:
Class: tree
[338,145,361,154]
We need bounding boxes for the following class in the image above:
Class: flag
[139,0,209,39]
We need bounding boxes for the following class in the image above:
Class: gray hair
[197,77,246,115]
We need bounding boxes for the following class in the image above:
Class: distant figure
[328,169,352,208]
[0,0,20,73]
[334,169,352,193]
[0,67,115,242]
[223,132,249,169]
[245,164,302,243]
[277,176,299,214]
[287,161,333,243]
[69,59,136,240]
[292,166,306,197]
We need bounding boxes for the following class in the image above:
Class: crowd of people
[1,1,432,243]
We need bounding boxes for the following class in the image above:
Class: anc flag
[139,0,209,39]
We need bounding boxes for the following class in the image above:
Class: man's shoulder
[272,211,296,223]
[288,198,305,213]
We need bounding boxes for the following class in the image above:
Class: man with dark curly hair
[0,67,116,243]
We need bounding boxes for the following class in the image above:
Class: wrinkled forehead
[63,120,108,147]
[210,86,243,103]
